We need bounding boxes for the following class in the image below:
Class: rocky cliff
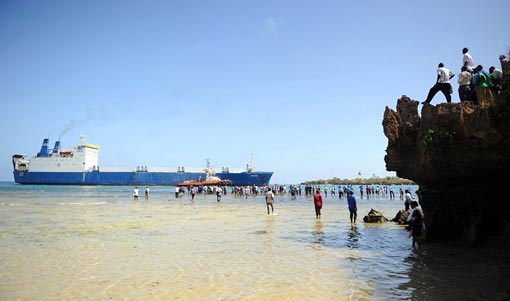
[383,58,510,247]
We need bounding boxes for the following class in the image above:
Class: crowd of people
[133,183,422,247]
[143,183,416,204]
[422,47,505,107]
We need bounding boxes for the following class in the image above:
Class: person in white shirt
[458,66,473,102]
[133,187,139,201]
[216,186,222,202]
[489,66,503,95]
[422,63,455,105]
[407,201,424,248]
[404,189,414,211]
[462,47,475,72]
[265,188,275,215]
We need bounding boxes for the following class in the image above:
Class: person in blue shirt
[347,190,357,223]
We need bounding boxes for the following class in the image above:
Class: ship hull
[13,170,272,186]
[217,171,273,186]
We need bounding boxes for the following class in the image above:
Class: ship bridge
[26,137,100,172]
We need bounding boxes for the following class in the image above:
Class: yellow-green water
[0,184,507,300]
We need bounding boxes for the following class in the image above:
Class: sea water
[0,182,506,300]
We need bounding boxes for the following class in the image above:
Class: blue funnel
[37,138,50,157]
[52,141,61,154]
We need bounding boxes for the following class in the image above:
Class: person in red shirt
[191,186,196,201]
[313,189,323,219]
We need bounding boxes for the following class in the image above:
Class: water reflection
[396,243,510,300]
[312,220,325,246]
[345,224,360,249]
[265,215,274,234]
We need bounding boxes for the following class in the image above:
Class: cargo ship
[12,136,273,186]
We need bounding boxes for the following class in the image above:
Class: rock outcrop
[383,58,510,247]
[363,209,389,223]
[392,209,411,225]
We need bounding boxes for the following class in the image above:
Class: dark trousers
[458,85,472,102]
[491,79,502,95]
[315,205,322,218]
[266,203,273,214]
[424,83,452,104]
[349,208,357,222]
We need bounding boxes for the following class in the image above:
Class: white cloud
[262,17,282,32]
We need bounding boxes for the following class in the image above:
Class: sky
[1,0,509,184]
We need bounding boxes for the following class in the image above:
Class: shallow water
[0,183,508,300]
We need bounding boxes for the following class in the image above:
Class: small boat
[176,176,232,187]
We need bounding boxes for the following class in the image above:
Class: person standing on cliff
[462,47,475,72]
[458,66,473,102]
[489,66,503,95]
[313,189,323,219]
[472,65,494,108]
[422,63,455,105]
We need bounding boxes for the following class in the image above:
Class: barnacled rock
[363,208,389,223]
[392,209,411,225]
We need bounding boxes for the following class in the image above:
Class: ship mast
[247,153,254,173]
[205,158,215,178]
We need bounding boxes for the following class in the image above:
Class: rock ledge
[382,59,510,247]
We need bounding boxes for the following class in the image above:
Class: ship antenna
[205,158,211,175]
